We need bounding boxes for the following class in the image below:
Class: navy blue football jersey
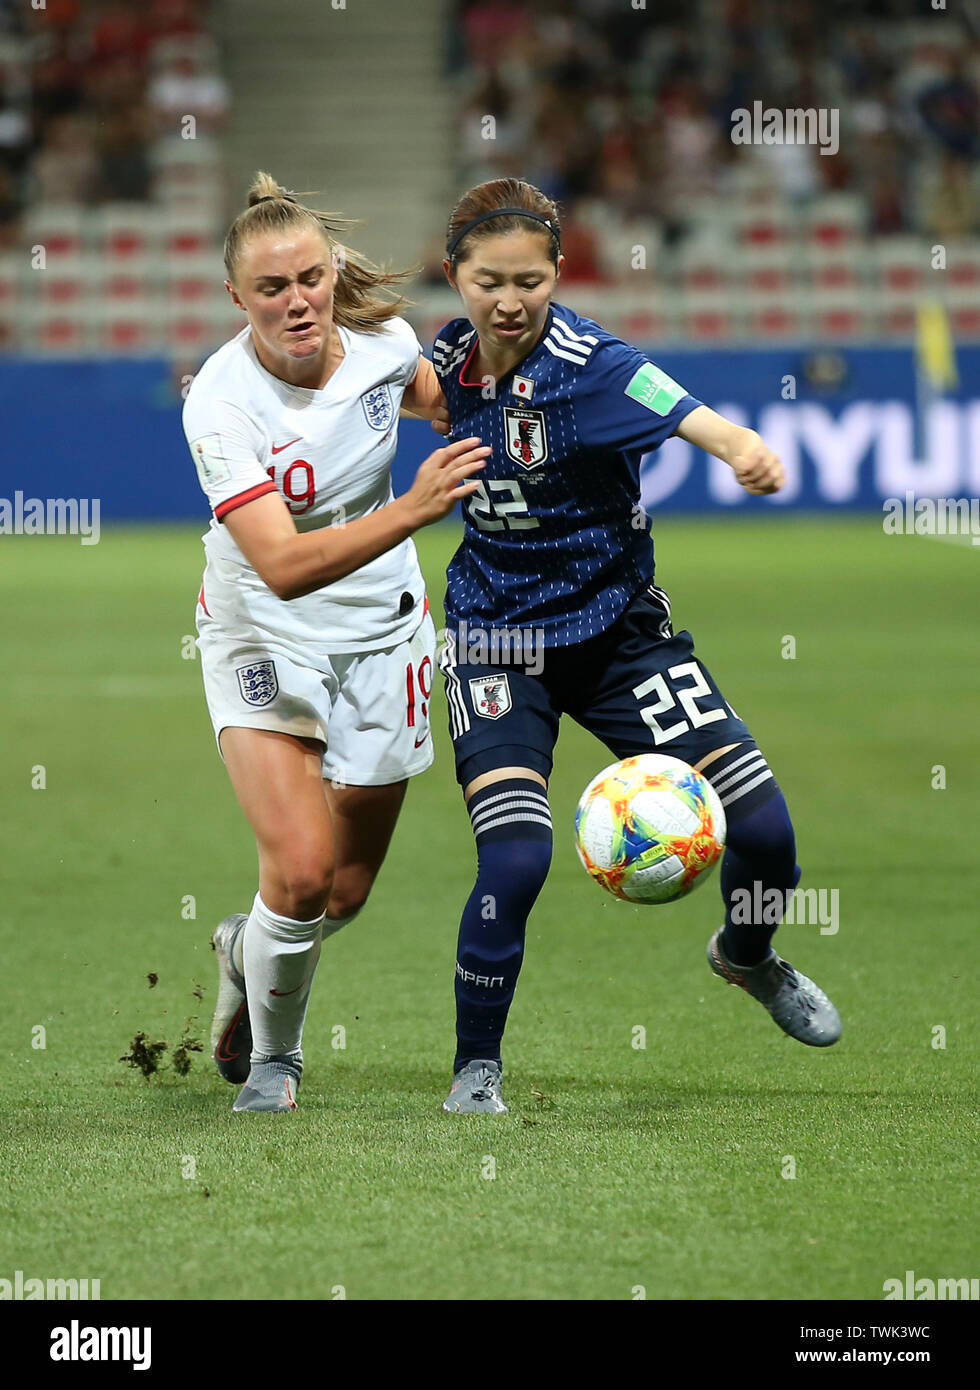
[433,303,702,646]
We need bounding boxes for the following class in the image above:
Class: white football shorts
[196,603,436,786]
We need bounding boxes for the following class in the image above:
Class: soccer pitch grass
[2,515,976,1302]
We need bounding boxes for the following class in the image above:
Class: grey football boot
[232,1055,302,1113]
[443,1060,508,1114]
[707,928,841,1047]
[210,914,251,1084]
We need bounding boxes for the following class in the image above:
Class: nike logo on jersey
[414,729,430,748]
[271,437,303,455]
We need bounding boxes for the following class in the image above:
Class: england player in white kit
[182,173,488,1112]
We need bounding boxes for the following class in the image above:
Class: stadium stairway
[218,0,454,268]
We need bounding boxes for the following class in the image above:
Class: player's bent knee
[266,858,334,920]
[325,881,371,920]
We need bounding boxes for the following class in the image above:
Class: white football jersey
[183,317,426,655]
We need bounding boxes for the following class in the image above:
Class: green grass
[1,516,977,1300]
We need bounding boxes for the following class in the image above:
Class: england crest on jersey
[236,660,278,707]
[361,383,394,432]
[469,674,512,720]
[503,407,548,469]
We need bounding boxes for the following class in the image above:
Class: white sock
[242,892,324,1061]
[321,907,362,941]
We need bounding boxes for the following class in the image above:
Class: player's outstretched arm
[223,436,488,600]
[674,404,784,495]
[400,356,451,435]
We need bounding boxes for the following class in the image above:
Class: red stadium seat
[804,194,866,248]
[943,241,980,290]
[37,254,90,304]
[25,205,87,258]
[163,250,225,303]
[872,237,927,293]
[90,204,161,260]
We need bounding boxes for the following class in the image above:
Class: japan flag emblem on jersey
[503,407,548,470]
[469,674,512,720]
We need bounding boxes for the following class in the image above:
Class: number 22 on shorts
[633,661,729,744]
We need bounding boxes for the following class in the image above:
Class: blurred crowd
[0,0,228,249]
[443,0,980,283]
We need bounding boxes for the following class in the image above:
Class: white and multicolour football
[575,754,726,904]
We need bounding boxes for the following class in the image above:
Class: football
[574,754,727,904]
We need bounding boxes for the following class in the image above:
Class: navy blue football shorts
[440,581,765,795]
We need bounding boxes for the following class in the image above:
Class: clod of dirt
[119,1032,168,1078]
[171,1030,204,1076]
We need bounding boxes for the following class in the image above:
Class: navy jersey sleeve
[576,338,703,454]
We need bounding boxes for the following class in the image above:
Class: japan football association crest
[236,660,278,707]
[503,407,548,470]
[361,383,394,432]
[469,674,512,720]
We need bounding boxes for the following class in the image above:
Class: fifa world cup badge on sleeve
[503,408,548,469]
[190,434,233,486]
[470,675,512,720]
[236,661,279,707]
[360,384,394,432]
[624,363,686,415]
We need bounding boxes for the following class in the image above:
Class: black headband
[446,207,560,261]
[252,193,296,206]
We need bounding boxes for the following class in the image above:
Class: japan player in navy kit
[435,179,841,1114]
[182,173,488,1112]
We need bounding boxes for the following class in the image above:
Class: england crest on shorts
[503,407,548,469]
[361,383,394,432]
[236,660,278,707]
[469,674,512,720]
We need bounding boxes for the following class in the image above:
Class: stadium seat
[803,241,868,290]
[95,298,165,354]
[804,194,866,248]
[676,233,732,291]
[24,205,88,258]
[164,297,240,356]
[164,250,225,302]
[942,240,980,290]
[744,290,810,342]
[36,254,91,305]
[98,261,159,301]
[162,206,220,257]
[0,253,22,309]
[89,204,162,260]
[28,305,100,355]
[738,242,796,293]
[812,288,873,341]
[733,199,794,247]
[875,287,920,340]
[947,288,980,339]
[679,289,742,341]
[871,237,928,293]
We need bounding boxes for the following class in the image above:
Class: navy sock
[717,785,800,967]
[453,779,552,1072]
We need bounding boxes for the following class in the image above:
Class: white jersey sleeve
[182,392,278,521]
[384,315,424,387]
